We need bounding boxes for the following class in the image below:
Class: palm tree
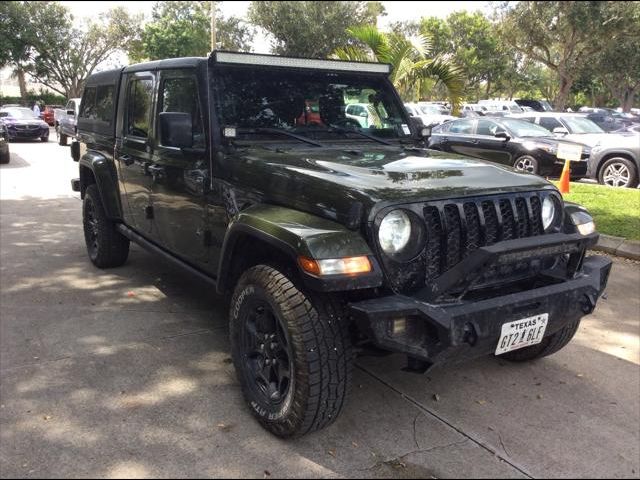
[332,25,465,114]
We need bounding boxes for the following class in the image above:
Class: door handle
[120,154,134,166]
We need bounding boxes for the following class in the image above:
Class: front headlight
[523,141,555,154]
[379,210,412,254]
[542,196,558,231]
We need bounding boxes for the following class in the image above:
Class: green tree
[129,1,253,62]
[248,1,385,58]
[496,1,636,110]
[1,2,141,99]
[332,26,465,113]
[30,7,141,98]
[0,1,72,100]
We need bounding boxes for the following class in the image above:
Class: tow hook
[580,293,596,314]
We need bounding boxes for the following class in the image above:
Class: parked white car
[507,112,638,147]
[405,103,456,127]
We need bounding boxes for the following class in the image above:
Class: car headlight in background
[379,210,412,254]
[542,196,560,231]
[523,141,556,154]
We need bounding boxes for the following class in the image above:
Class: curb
[591,234,640,261]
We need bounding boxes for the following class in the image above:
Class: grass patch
[556,182,640,240]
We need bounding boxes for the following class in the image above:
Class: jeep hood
[227,146,555,227]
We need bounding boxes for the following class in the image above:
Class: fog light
[576,221,596,235]
[391,317,407,336]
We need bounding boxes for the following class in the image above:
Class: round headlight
[379,210,411,254]
[542,196,557,231]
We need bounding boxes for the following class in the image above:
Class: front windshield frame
[498,118,553,137]
[211,65,413,145]
[562,116,605,134]
[2,108,38,120]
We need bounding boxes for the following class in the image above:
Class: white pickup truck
[54,98,81,146]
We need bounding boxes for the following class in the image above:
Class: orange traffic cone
[558,159,571,194]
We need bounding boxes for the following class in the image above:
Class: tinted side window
[96,85,114,124]
[127,79,153,138]
[80,87,97,119]
[476,119,497,136]
[448,119,474,134]
[539,117,562,131]
[159,76,204,148]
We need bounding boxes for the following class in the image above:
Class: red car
[296,100,323,126]
[41,105,61,126]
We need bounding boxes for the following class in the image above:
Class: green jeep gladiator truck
[71,52,611,438]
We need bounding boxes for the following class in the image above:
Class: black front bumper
[349,234,612,366]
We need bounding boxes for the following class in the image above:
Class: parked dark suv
[70,52,611,438]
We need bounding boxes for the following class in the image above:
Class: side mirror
[409,116,431,140]
[494,131,510,141]
[67,109,75,116]
[159,112,193,149]
[553,127,569,135]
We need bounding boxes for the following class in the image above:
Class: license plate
[495,314,548,356]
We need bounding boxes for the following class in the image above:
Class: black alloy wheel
[239,299,293,407]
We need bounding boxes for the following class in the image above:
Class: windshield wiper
[326,125,392,146]
[238,127,324,147]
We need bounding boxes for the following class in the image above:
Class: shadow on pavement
[0,196,638,478]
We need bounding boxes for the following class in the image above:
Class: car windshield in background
[1,108,38,120]
[419,105,441,115]
[563,116,605,134]
[500,118,552,137]
[214,67,410,142]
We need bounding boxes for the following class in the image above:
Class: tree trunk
[16,68,27,104]
[620,87,637,113]
[554,74,573,111]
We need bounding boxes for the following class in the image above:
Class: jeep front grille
[375,192,551,295]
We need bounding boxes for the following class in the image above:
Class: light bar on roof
[213,51,391,74]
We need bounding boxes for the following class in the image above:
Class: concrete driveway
[1,138,638,478]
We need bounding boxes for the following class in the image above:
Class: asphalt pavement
[1,136,638,478]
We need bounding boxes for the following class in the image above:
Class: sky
[59,1,491,55]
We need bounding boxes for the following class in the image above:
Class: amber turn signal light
[298,256,372,276]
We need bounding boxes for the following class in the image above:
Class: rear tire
[501,317,581,362]
[230,265,353,438]
[0,153,9,164]
[83,184,129,268]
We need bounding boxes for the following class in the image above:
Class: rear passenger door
[149,69,210,268]
[444,119,477,156]
[115,71,157,236]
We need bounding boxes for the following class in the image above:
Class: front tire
[501,317,581,362]
[598,157,638,188]
[230,265,353,438]
[514,155,539,175]
[83,184,129,268]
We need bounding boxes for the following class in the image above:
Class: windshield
[418,105,441,115]
[214,66,411,142]
[2,108,38,120]
[500,118,553,137]
[562,116,605,134]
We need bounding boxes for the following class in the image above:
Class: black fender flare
[216,204,383,294]
[79,151,123,221]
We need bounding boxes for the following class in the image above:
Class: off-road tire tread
[230,265,353,438]
[502,317,580,362]
[83,184,129,268]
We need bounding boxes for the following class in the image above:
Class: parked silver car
[587,135,640,188]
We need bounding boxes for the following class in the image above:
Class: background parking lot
[1,137,638,478]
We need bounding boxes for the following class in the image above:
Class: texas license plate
[495,314,549,355]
